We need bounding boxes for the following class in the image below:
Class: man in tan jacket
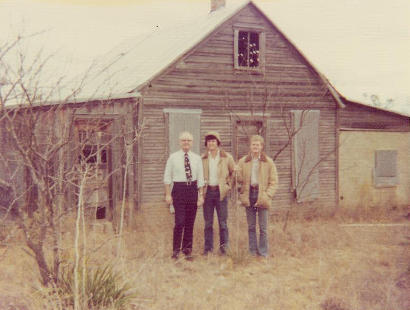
[202,131,235,255]
[237,135,278,257]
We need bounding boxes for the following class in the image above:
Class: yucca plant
[58,263,135,309]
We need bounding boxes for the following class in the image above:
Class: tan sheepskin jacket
[202,149,235,201]
[237,152,278,208]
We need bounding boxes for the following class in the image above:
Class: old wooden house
[90,0,344,214]
[1,0,409,223]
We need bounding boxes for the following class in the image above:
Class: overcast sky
[0,0,409,113]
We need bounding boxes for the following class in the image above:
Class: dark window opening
[100,149,107,164]
[96,206,106,219]
[238,31,260,68]
[79,146,107,164]
[79,145,97,164]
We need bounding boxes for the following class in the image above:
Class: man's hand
[165,194,173,205]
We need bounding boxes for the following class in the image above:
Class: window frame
[373,149,399,188]
[233,24,265,72]
[231,113,269,160]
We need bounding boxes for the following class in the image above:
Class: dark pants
[203,188,228,253]
[172,182,198,256]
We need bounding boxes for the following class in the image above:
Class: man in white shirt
[201,131,235,255]
[164,131,204,260]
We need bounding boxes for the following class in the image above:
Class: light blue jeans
[245,189,268,257]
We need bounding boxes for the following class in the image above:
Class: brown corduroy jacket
[237,152,278,208]
[202,149,235,201]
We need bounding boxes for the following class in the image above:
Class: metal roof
[2,0,408,117]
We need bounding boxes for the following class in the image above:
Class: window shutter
[291,110,320,202]
[373,150,399,187]
[166,109,201,154]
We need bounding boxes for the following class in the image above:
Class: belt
[250,184,259,191]
[174,180,197,186]
[207,185,219,191]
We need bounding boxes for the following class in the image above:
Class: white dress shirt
[208,151,220,186]
[164,150,204,188]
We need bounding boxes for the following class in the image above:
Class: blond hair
[250,135,264,145]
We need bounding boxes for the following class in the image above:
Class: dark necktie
[184,152,193,182]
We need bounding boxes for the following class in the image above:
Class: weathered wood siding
[0,98,138,220]
[339,101,410,131]
[138,4,338,212]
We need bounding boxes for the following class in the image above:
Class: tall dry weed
[0,204,409,310]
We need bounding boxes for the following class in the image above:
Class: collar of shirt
[208,150,220,161]
[180,149,192,156]
[251,155,260,161]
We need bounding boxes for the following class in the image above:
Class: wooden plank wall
[339,101,410,131]
[138,4,338,213]
[0,98,138,219]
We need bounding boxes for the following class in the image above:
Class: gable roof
[76,0,249,100]
[2,0,407,117]
[76,0,346,108]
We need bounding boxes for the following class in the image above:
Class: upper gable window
[234,26,265,71]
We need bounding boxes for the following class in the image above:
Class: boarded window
[291,110,320,202]
[164,109,201,155]
[373,150,399,187]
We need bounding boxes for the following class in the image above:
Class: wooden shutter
[165,109,201,154]
[291,110,320,202]
[373,150,399,187]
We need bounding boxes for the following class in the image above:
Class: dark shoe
[171,252,179,259]
[202,250,212,256]
[185,254,194,261]
[219,247,227,256]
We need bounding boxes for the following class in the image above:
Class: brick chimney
[210,0,226,12]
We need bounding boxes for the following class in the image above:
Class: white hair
[179,131,193,140]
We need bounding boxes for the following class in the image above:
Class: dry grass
[0,204,409,310]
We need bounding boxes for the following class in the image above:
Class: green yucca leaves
[58,263,135,309]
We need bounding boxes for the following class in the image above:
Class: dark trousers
[172,182,198,255]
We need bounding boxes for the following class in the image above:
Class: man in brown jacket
[237,135,278,257]
[202,131,235,255]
